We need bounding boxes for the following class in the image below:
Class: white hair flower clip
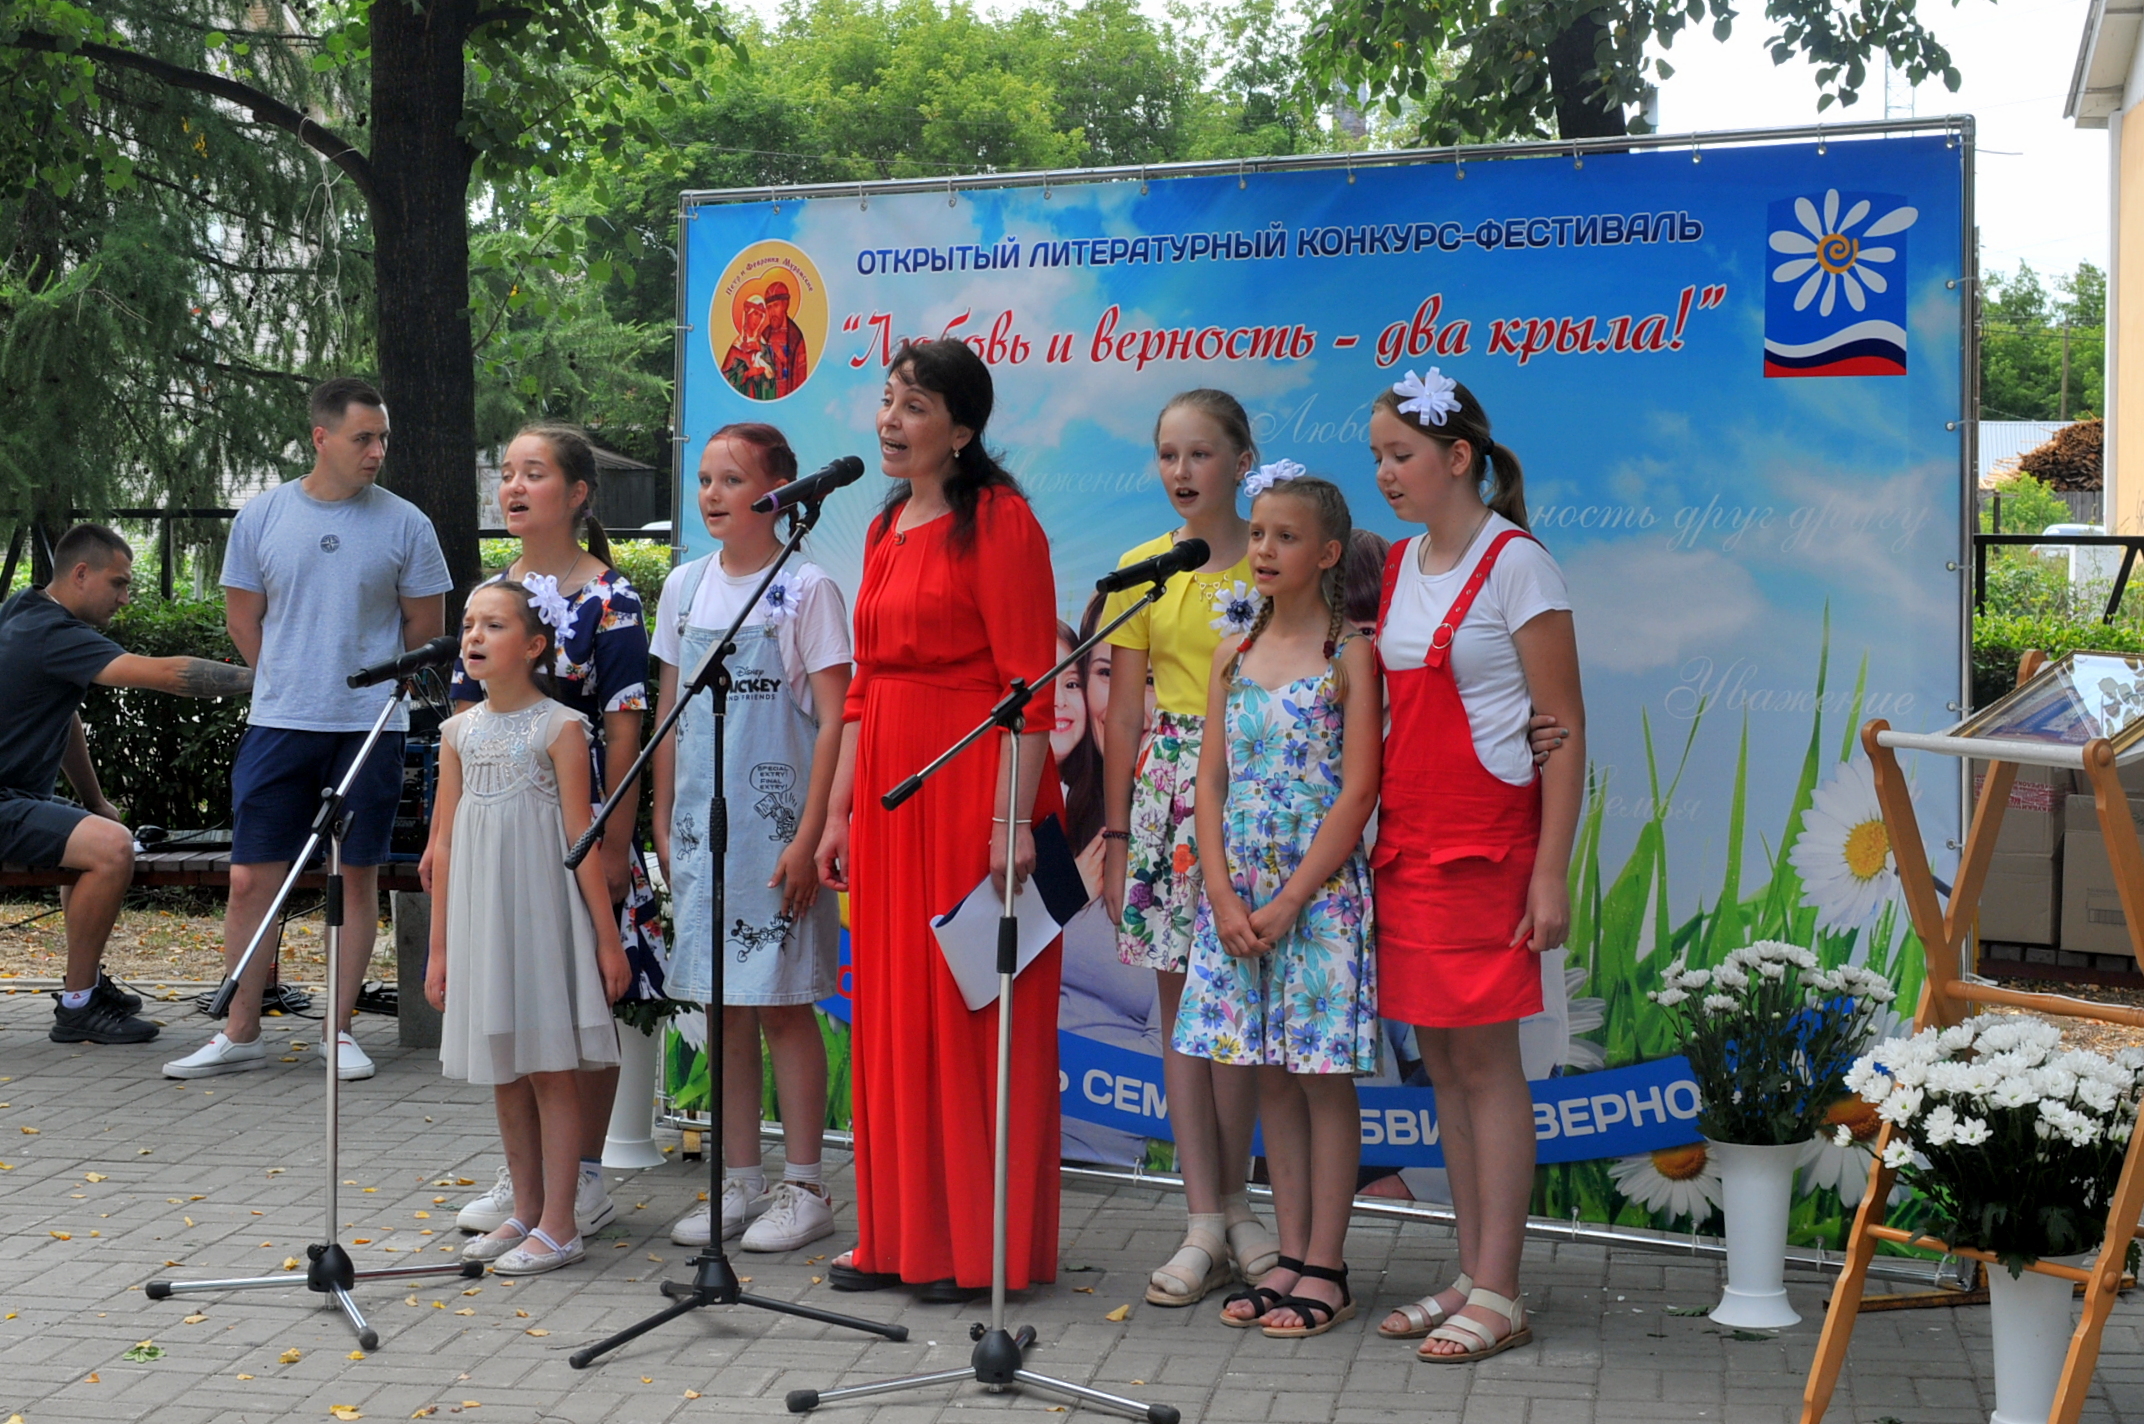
[1208,580,1261,637]
[1393,368,1462,427]
[522,573,575,634]
[758,569,804,626]
[1242,458,1306,501]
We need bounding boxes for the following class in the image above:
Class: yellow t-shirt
[1100,533,1257,718]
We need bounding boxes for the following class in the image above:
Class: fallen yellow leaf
[50,1231,70,1241]
[405,1295,419,1306]
[640,1378,653,1385]
[284,1257,302,1270]
[19,1126,37,1135]
[524,1328,549,1337]
[279,1348,303,1364]
[352,1238,372,1245]
[461,1287,480,1296]
[84,1372,99,1383]
[514,1310,528,1318]
[453,1308,475,1316]
[348,1349,366,1360]
[412,1410,438,1419]
[413,1211,431,1219]
[456,1178,475,1186]
[237,1374,254,1380]
[1104,1304,1131,1322]
[183,1217,194,1227]
[183,1313,208,1324]
[84,1172,106,1182]
[1074,1286,1094,1294]
[684,1391,702,1400]
[331,1407,364,1420]
[460,1403,481,1410]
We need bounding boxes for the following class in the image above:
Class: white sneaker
[669,1178,761,1246]
[458,1166,517,1234]
[740,1181,836,1253]
[163,1032,268,1079]
[329,1031,375,1081]
[575,1169,617,1233]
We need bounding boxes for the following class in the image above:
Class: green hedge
[1972,612,2144,708]
[77,598,251,828]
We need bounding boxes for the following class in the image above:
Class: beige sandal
[1144,1213,1232,1307]
[1222,1194,1281,1283]
[1419,1287,1532,1363]
[1378,1271,1474,1339]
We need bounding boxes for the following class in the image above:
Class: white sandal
[1222,1195,1281,1283]
[1378,1271,1474,1339]
[1419,1287,1532,1363]
[1145,1213,1232,1307]
[460,1217,530,1263]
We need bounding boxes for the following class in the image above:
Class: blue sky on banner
[680,136,1966,917]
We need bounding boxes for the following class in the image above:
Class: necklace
[518,548,589,588]
[719,544,781,578]
[1419,506,1492,575]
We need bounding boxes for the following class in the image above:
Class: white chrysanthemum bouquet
[1846,1017,2144,1274]
[1647,940,1897,1147]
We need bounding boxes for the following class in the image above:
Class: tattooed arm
[93,654,255,698]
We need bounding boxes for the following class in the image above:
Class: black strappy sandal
[1261,1262,1356,1338]
[1218,1254,1303,1328]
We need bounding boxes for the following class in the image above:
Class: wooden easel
[1802,651,2144,1424]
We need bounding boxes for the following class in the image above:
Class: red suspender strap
[1424,529,1534,670]
[1375,539,1409,636]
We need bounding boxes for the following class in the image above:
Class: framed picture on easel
[1953,650,2144,752]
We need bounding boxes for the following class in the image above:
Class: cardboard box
[2062,825,2139,956]
[2064,791,2144,838]
[1978,851,2061,946]
[1973,762,2076,857]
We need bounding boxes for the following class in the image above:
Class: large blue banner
[682,131,1966,1226]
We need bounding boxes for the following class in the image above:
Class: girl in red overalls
[1368,369,1585,1363]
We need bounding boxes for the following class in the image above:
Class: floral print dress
[1172,659,1376,1075]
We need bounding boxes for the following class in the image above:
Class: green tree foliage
[1301,0,1972,142]
[1981,260,2105,422]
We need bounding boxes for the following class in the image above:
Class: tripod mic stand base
[568,1247,910,1370]
[785,1321,1179,1423]
[144,1246,480,1351]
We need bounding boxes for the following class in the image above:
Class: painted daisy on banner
[1608,1143,1720,1225]
[1788,757,1904,931]
[1797,1095,1884,1206]
[1769,189,1917,318]
[1209,580,1261,637]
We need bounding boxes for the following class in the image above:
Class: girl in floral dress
[1098,390,1281,1306]
[1182,471,1381,1340]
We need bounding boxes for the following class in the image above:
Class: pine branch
[6,28,376,205]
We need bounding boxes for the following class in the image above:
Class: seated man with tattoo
[0,523,254,1044]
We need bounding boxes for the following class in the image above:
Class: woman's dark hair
[1054,618,1104,848]
[473,579,561,701]
[871,338,1024,552]
[515,422,612,564]
[1371,376,1527,529]
[1344,528,1391,629]
[710,423,804,532]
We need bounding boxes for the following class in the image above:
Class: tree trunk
[368,0,482,593]
[1546,8,1629,141]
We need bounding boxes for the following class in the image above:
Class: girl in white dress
[426,582,630,1275]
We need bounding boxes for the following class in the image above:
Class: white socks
[726,1164,767,1199]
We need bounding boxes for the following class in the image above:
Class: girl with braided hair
[1175,471,1380,1340]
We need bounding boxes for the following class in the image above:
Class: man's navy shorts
[231,727,403,867]
[0,791,91,869]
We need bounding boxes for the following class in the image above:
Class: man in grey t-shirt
[164,377,453,1083]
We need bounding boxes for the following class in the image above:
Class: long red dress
[843,485,1063,1289]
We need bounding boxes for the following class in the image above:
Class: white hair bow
[1242,458,1307,501]
[522,573,575,635]
[1393,368,1462,427]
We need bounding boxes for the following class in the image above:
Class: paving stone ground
[2,990,2140,1424]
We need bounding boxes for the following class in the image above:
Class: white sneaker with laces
[669,1178,761,1247]
[163,1032,268,1080]
[575,1169,617,1233]
[458,1165,517,1234]
[329,1031,375,1081]
[740,1181,836,1253]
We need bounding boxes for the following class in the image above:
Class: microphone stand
[567,492,906,1368]
[787,569,1184,1424]
[148,676,479,1344]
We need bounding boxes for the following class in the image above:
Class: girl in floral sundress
[1098,390,1281,1305]
[1179,470,1380,1340]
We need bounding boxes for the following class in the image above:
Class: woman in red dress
[815,338,1062,1299]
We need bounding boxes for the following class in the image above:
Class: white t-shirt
[1378,514,1571,787]
[651,556,851,718]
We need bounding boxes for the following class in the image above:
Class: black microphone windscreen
[1175,538,1211,567]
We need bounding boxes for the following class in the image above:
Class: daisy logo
[1762,188,1917,377]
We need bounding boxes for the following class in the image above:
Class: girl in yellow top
[1100,388,1282,1306]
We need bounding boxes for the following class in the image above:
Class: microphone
[750,455,866,514]
[1093,537,1211,594]
[347,635,459,689]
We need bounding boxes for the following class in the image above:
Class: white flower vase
[1986,1254,2088,1424]
[1706,1139,1806,1329]
[601,1022,668,1170]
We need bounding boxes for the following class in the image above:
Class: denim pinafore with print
[664,556,840,1006]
